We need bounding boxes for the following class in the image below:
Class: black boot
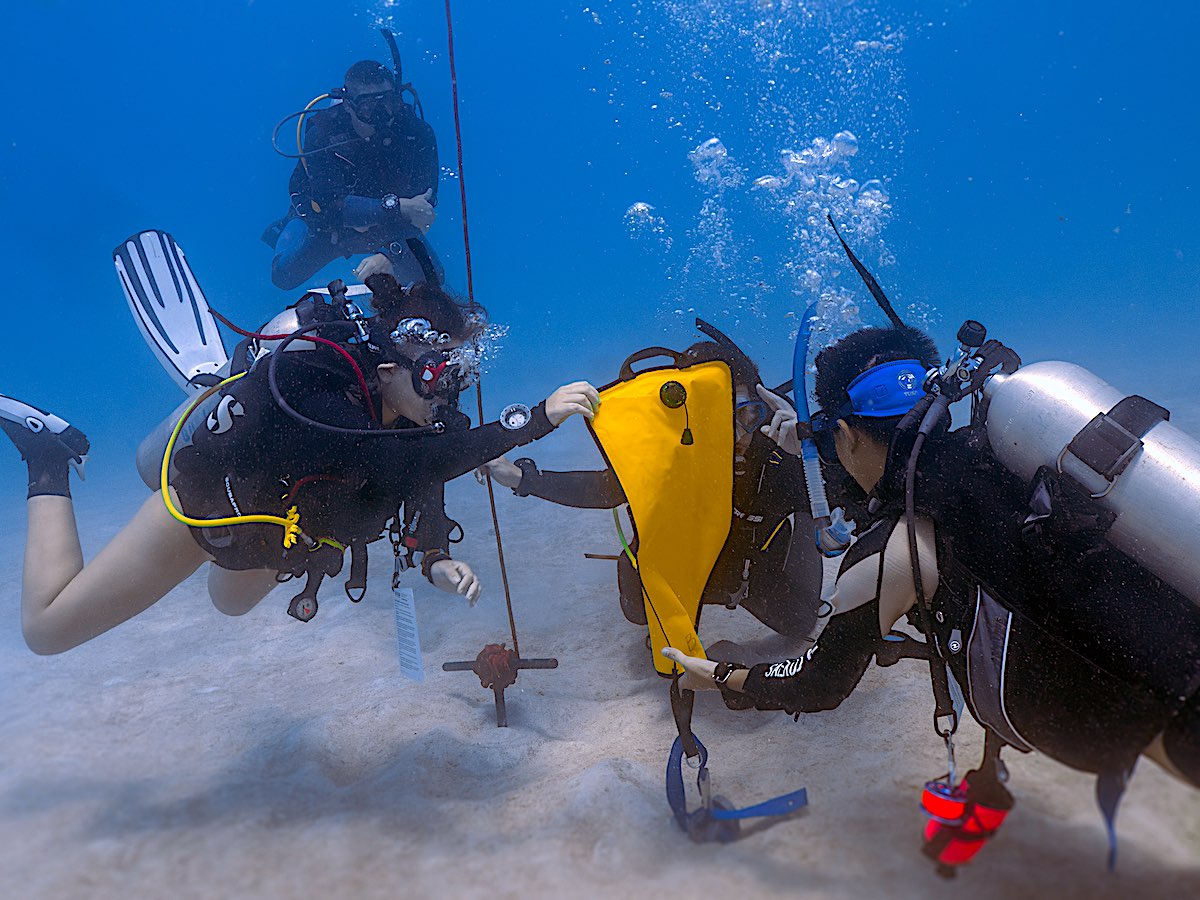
[0,395,90,498]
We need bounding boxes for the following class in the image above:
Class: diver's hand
[661,648,720,692]
[545,381,600,427]
[757,384,802,455]
[354,252,395,282]
[430,559,482,606]
[477,455,523,489]
[399,189,436,234]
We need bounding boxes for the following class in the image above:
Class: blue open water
[1,0,1197,486]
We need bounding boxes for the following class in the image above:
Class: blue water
[2,0,1198,484]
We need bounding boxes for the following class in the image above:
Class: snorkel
[695,314,851,554]
[798,214,925,555]
[793,302,854,556]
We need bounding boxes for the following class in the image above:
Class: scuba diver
[115,228,477,614]
[0,272,599,654]
[265,39,442,291]
[664,318,1200,872]
[480,327,860,641]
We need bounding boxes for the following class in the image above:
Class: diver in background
[267,59,441,291]
[665,323,1200,870]
[481,338,861,641]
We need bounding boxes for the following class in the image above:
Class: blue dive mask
[842,359,927,418]
[807,359,928,464]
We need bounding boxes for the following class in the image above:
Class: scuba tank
[254,283,376,355]
[981,361,1200,608]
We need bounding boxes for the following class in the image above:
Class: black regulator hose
[904,390,959,734]
[267,321,445,437]
[270,106,361,160]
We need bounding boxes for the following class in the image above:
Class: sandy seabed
[1,451,1197,899]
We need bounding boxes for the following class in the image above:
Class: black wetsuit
[297,103,439,212]
[512,433,837,638]
[734,428,1200,786]
[171,349,552,577]
[271,103,441,290]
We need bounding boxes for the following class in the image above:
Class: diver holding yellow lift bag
[588,349,735,675]
[588,340,809,840]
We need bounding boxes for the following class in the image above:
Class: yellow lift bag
[589,348,734,675]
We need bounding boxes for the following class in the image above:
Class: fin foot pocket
[0,395,90,497]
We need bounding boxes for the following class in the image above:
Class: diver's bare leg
[208,567,281,616]
[1143,734,1188,783]
[21,491,210,654]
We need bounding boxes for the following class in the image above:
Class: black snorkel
[380,27,425,120]
[827,214,906,329]
[694,317,759,385]
[381,27,403,86]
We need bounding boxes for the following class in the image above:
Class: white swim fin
[114,230,229,394]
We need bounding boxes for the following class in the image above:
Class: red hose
[209,307,379,423]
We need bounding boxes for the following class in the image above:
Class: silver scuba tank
[981,360,1200,607]
[257,307,311,354]
[257,284,375,354]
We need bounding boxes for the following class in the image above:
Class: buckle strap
[665,732,808,843]
[1061,395,1169,490]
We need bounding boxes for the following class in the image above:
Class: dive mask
[841,359,927,418]
[348,89,400,128]
[807,412,841,465]
[390,317,483,402]
[806,358,929,464]
[735,398,770,434]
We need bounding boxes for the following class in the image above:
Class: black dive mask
[348,89,400,128]
[401,349,466,405]
[808,411,841,466]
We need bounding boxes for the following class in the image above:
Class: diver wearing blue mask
[665,322,1200,874]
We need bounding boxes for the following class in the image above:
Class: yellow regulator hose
[297,93,331,176]
[160,373,305,549]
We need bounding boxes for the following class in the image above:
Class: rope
[444,0,520,656]
[444,0,475,305]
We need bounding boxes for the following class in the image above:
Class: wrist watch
[712,661,747,684]
[381,193,400,211]
[513,457,539,496]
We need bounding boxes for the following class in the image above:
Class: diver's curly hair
[814,325,939,443]
[365,273,486,342]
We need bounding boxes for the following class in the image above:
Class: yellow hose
[760,517,788,552]
[160,373,304,549]
[297,93,331,176]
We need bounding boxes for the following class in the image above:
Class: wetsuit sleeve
[368,404,558,491]
[739,601,882,713]
[735,514,938,714]
[408,480,455,554]
[516,464,627,509]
